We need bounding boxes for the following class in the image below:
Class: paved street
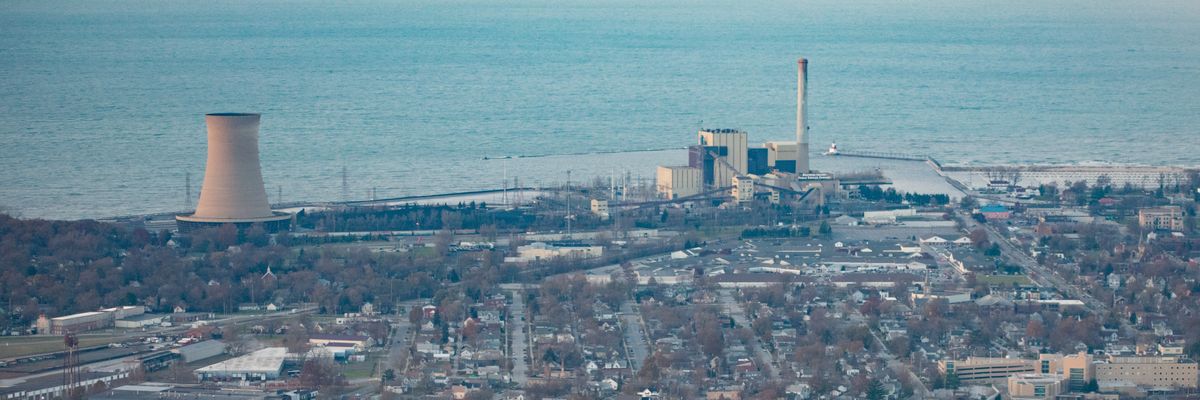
[507,290,530,387]
[718,290,780,379]
[619,301,650,371]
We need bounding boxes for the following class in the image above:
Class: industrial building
[655,58,828,203]
[173,340,227,363]
[177,113,291,232]
[697,129,748,187]
[656,166,702,199]
[36,306,145,335]
[194,347,289,381]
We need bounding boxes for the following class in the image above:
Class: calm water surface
[1,0,1197,219]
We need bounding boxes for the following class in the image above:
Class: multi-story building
[732,175,755,203]
[1094,355,1198,389]
[1037,352,1092,390]
[656,166,702,199]
[697,129,748,187]
[1008,373,1067,399]
[939,357,1035,383]
[1138,206,1184,231]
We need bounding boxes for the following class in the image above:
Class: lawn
[0,334,126,359]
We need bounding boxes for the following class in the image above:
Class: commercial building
[194,347,288,381]
[504,242,604,263]
[177,113,291,232]
[1138,206,1184,231]
[980,204,1012,220]
[1037,352,1092,390]
[697,129,748,187]
[309,334,372,351]
[1007,373,1067,399]
[656,166,702,199]
[1094,355,1198,389]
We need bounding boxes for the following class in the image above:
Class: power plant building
[764,141,799,173]
[697,129,748,187]
[177,113,290,232]
[656,166,702,199]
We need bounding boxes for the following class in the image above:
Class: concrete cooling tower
[176,113,291,232]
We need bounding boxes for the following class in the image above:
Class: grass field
[978,274,1032,286]
[0,334,126,359]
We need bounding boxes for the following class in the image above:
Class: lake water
[1,0,1197,219]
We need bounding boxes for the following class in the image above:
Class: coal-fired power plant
[176,113,291,232]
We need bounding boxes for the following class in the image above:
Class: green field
[0,334,126,359]
[978,274,1032,286]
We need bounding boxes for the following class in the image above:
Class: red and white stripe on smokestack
[796,58,810,173]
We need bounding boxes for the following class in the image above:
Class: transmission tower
[62,334,80,399]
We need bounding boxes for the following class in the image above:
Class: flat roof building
[1007,373,1067,399]
[1139,206,1184,231]
[1094,355,1198,390]
[939,357,1035,383]
[656,166,702,200]
[194,347,288,381]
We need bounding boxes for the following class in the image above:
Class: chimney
[796,58,810,173]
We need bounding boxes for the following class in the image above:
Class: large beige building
[656,166,702,199]
[1095,355,1198,389]
[697,129,748,187]
[1138,206,1184,231]
[1037,352,1092,390]
[938,357,1035,383]
[732,175,755,203]
[764,141,799,173]
[1008,373,1067,399]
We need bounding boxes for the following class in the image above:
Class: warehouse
[194,347,287,381]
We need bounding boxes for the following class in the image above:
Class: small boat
[823,143,839,155]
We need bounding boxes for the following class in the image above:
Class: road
[955,210,1108,315]
[506,290,530,387]
[619,301,650,371]
[387,303,418,375]
[856,312,932,398]
[717,290,780,380]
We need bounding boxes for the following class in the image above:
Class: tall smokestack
[796,58,810,173]
[178,113,290,232]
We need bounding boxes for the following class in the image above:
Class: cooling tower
[177,113,290,232]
